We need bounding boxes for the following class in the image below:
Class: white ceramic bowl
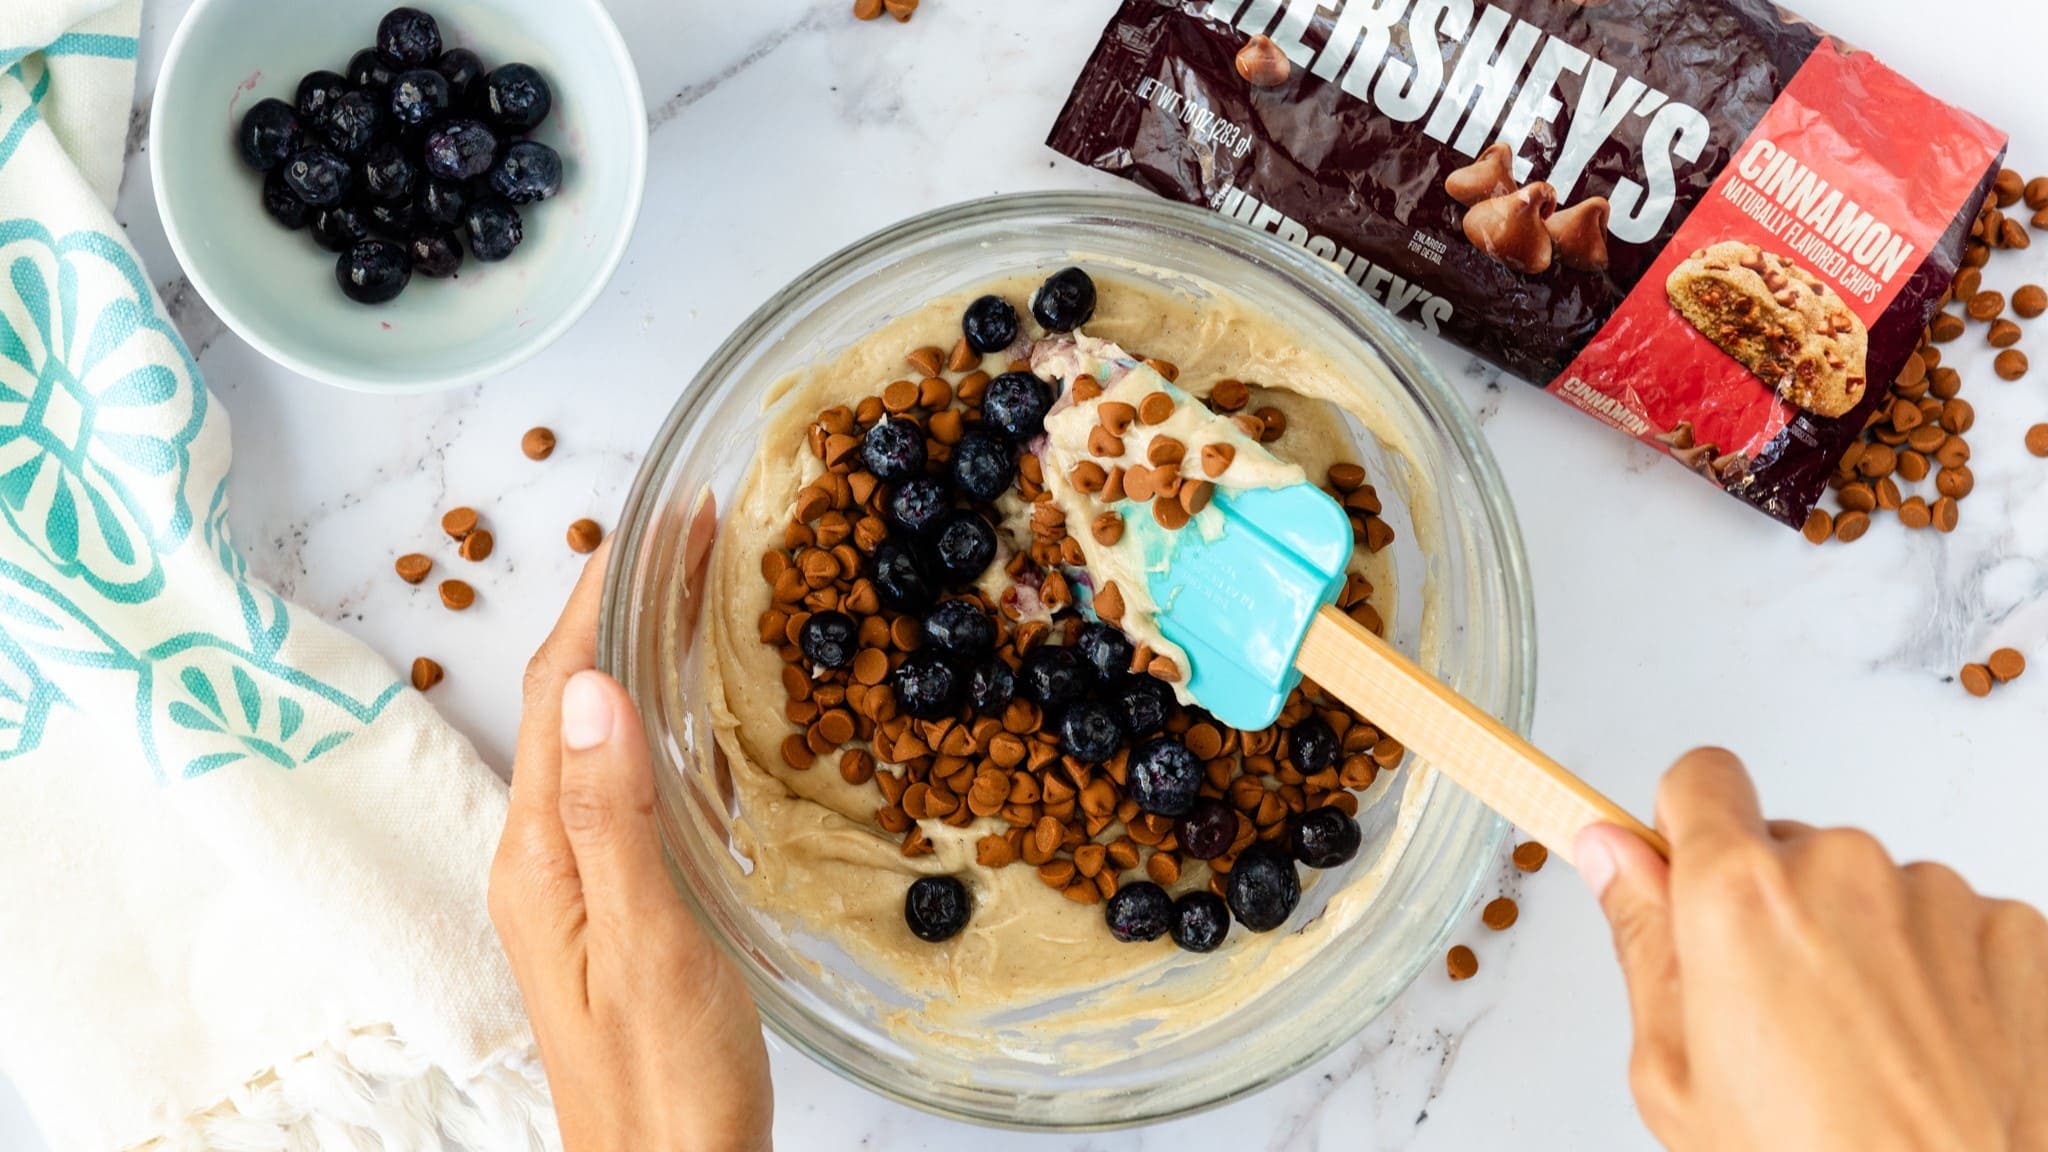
[151,0,647,392]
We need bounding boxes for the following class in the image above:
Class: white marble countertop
[7,0,2048,1147]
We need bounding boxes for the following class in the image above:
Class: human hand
[1580,748,2047,1152]
[1581,750,2048,1139]
[490,542,773,1152]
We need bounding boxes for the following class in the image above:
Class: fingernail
[1575,827,1619,898]
[561,671,614,751]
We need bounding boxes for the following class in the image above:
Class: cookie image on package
[1666,241,1868,419]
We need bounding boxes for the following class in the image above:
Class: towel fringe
[144,1029,557,1152]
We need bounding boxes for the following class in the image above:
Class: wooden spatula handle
[1295,607,1667,866]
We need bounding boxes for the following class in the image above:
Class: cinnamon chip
[410,657,443,691]
[1446,944,1478,981]
[438,580,475,611]
[1146,654,1182,682]
[947,338,978,373]
[1179,480,1213,515]
[1210,379,1251,411]
[521,427,556,460]
[1122,463,1157,503]
[1146,437,1186,467]
[1989,648,2027,683]
[1481,897,1518,931]
[1327,462,1366,491]
[906,345,944,377]
[1200,443,1235,478]
[567,518,603,554]
[441,507,479,541]
[1087,425,1125,459]
[1070,461,1108,494]
[1138,391,1175,425]
[1253,406,1287,442]
[1152,497,1191,530]
[1091,511,1125,546]
[1511,842,1548,873]
[458,528,494,562]
[395,553,433,584]
[1960,663,1994,698]
[1095,580,1125,622]
[1231,413,1264,440]
[1100,401,1137,435]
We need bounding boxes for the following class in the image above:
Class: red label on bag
[1551,42,2004,486]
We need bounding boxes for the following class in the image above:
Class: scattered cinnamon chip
[1988,648,2026,683]
[1210,379,1250,411]
[853,0,882,17]
[1511,841,1548,873]
[458,528,495,562]
[1446,944,1479,981]
[567,518,603,554]
[1960,663,1994,698]
[410,657,443,691]
[441,507,479,541]
[1179,479,1214,515]
[521,427,556,460]
[1095,580,1125,622]
[438,579,475,611]
[395,553,433,584]
[883,0,915,21]
[1138,391,1175,425]
[1153,497,1191,530]
[1091,511,1124,546]
[1482,897,1519,931]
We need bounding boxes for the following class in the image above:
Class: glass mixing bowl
[598,192,1534,1130]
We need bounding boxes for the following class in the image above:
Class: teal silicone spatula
[1138,481,1665,866]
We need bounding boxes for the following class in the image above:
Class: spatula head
[1127,479,1353,731]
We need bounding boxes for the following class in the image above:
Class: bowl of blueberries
[151,0,646,392]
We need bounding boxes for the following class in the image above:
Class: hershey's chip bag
[1049,0,2006,526]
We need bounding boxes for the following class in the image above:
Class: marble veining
[4,1,2046,1149]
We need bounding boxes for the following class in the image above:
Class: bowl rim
[147,0,649,394]
[599,189,1536,1129]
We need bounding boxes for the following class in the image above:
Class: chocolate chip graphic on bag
[1545,197,1611,272]
[1234,34,1290,88]
[1462,183,1556,276]
[1443,141,1516,207]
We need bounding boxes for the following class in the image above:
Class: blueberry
[487,140,562,204]
[1291,807,1362,869]
[1032,266,1097,333]
[904,875,970,943]
[346,48,396,93]
[861,417,927,483]
[799,610,858,668]
[311,203,373,252]
[1114,676,1174,739]
[464,199,524,262]
[967,659,1015,716]
[335,239,411,305]
[261,170,309,229]
[1058,699,1122,763]
[322,89,383,157]
[883,476,949,536]
[1226,844,1301,932]
[930,510,996,583]
[961,294,1019,355]
[434,48,486,106]
[1075,623,1133,686]
[1171,891,1231,953]
[921,599,994,659]
[408,231,463,278]
[947,431,1014,504]
[365,196,417,237]
[282,149,352,207]
[415,178,469,229]
[1177,797,1237,860]
[1129,736,1202,817]
[981,372,1053,441]
[295,70,349,126]
[423,118,499,180]
[868,540,933,612]
[1288,715,1339,774]
[1018,645,1085,711]
[359,141,416,202]
[377,7,442,67]
[483,63,553,132]
[1105,881,1174,943]
[388,68,451,127]
[237,98,302,171]
[890,649,962,720]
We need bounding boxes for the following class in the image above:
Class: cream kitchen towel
[0,4,553,1148]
